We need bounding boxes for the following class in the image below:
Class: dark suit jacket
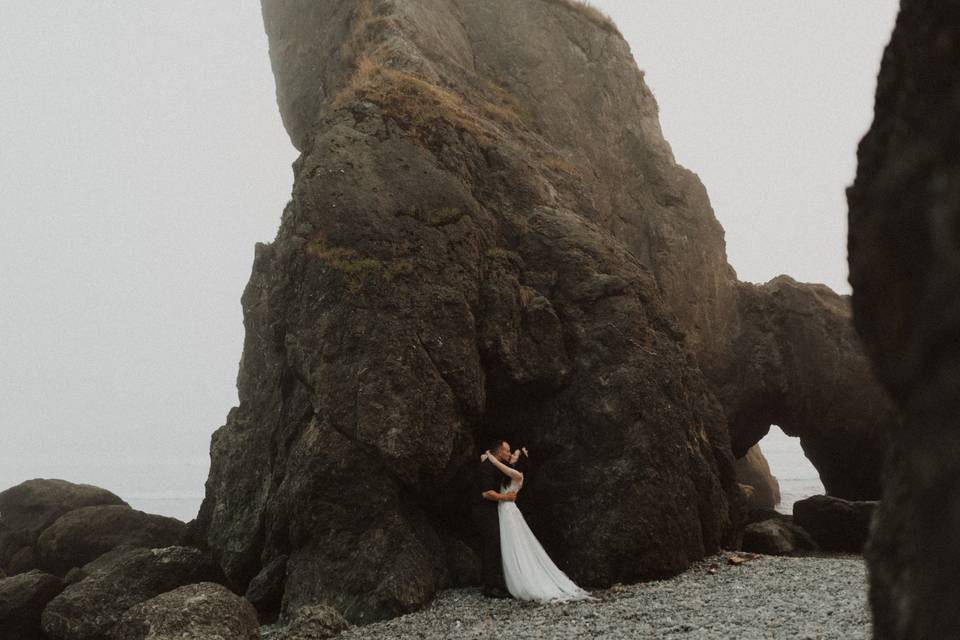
[474,458,506,511]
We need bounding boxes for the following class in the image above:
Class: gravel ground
[325,553,870,640]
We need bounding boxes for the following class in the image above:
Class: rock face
[106,582,260,640]
[719,277,895,499]
[0,479,127,575]
[0,570,65,640]
[195,0,895,625]
[846,1,960,637]
[41,546,220,640]
[245,554,288,623]
[734,445,781,510]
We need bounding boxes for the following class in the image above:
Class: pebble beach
[326,553,869,640]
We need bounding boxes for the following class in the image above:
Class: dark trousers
[473,504,504,591]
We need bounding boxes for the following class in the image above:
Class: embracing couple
[472,438,593,602]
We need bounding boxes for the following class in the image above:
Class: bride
[481,447,593,603]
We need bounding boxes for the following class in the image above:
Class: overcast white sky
[0,1,899,518]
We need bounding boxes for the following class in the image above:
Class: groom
[473,438,517,599]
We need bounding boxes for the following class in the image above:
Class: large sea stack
[847,1,960,637]
[196,0,894,624]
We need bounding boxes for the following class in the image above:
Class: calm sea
[761,426,826,514]
[0,427,822,522]
[0,457,208,523]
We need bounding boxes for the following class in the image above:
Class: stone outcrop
[194,0,896,625]
[734,444,781,510]
[106,582,260,640]
[846,1,960,637]
[718,277,895,499]
[199,0,744,625]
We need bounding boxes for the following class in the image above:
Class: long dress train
[498,476,593,602]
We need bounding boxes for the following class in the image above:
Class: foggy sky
[0,1,899,515]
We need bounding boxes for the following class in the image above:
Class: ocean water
[0,457,208,523]
[760,425,826,514]
[0,425,823,522]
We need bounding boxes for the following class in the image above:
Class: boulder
[0,569,65,640]
[281,604,350,640]
[734,445,781,510]
[792,495,876,553]
[41,546,220,640]
[847,1,960,636]
[37,504,187,575]
[7,545,37,575]
[741,518,818,556]
[0,480,126,573]
[106,582,260,640]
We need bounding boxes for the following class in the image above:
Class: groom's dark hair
[487,438,507,454]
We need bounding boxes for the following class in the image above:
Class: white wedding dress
[498,474,593,602]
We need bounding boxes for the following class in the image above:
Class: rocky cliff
[196,0,894,624]
[847,1,960,637]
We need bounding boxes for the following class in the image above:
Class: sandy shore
[324,553,869,639]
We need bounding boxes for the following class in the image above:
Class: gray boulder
[282,604,349,640]
[0,569,65,640]
[41,546,220,640]
[741,518,818,556]
[106,582,259,640]
[37,505,187,575]
[0,479,126,574]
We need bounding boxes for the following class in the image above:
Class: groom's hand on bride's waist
[481,490,518,502]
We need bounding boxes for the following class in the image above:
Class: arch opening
[752,425,824,514]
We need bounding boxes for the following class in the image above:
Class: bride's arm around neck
[485,452,523,480]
